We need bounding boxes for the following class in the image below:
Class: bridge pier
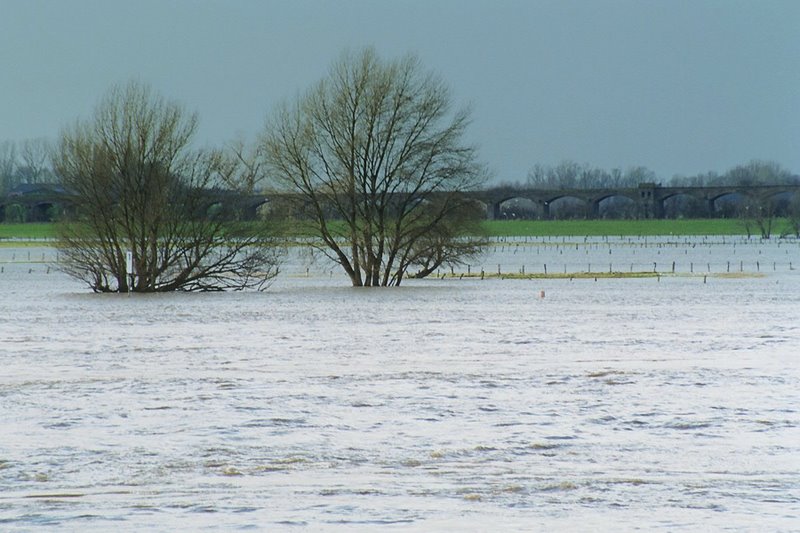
[654,199,664,219]
[638,183,658,219]
[486,202,501,220]
[639,197,665,219]
[589,200,600,219]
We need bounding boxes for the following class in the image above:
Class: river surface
[1,237,799,531]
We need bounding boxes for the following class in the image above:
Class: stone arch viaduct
[2,183,799,222]
[471,183,800,219]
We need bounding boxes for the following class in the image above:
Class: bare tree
[54,81,281,292]
[527,161,656,190]
[262,48,487,286]
[525,163,549,188]
[217,136,266,194]
[406,199,486,278]
[785,194,800,238]
[739,199,776,239]
[0,140,17,194]
[725,160,795,186]
[18,138,56,183]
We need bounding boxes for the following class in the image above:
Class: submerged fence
[451,235,799,277]
[2,235,799,278]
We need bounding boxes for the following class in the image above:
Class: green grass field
[481,218,759,237]
[0,223,57,240]
[0,218,787,241]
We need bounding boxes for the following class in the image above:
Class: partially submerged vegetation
[52,81,282,292]
[261,48,487,286]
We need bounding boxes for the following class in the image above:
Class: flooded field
[1,236,799,530]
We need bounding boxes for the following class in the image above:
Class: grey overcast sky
[1,0,798,183]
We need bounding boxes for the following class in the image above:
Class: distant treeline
[4,136,797,196]
[0,139,57,195]
[523,159,798,189]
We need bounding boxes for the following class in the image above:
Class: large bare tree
[54,81,281,292]
[262,48,487,286]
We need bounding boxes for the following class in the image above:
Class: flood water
[1,237,799,530]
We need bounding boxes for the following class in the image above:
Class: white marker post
[126,251,134,295]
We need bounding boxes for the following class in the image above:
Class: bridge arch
[544,194,591,220]
[244,197,271,220]
[30,201,56,222]
[660,191,710,218]
[496,196,544,219]
[753,189,798,217]
[592,193,639,219]
[708,191,749,217]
